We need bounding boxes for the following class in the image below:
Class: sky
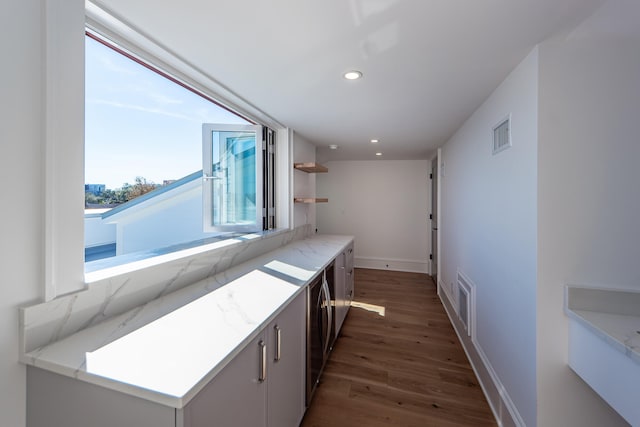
[85,36,249,190]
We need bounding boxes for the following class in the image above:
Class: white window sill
[85,232,249,279]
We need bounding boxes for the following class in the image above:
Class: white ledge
[565,285,640,425]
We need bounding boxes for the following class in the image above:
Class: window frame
[202,123,265,233]
[41,1,291,301]
[85,32,265,266]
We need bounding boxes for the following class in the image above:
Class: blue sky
[85,36,249,190]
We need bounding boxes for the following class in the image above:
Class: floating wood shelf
[294,198,329,204]
[293,162,328,173]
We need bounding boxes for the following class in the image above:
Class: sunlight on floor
[350,300,386,317]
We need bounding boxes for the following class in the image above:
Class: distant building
[85,184,106,195]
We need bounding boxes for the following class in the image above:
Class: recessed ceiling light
[375,152,382,156]
[329,144,338,150]
[343,70,363,80]
[370,139,379,143]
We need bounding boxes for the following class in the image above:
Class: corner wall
[292,132,318,230]
[536,1,640,425]
[316,160,430,273]
[1,2,45,426]
[440,48,539,426]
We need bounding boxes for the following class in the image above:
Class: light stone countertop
[565,286,640,425]
[565,286,640,365]
[568,309,640,364]
[23,234,353,408]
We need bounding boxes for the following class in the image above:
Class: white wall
[1,2,45,426]
[109,183,222,255]
[292,132,318,229]
[316,160,431,273]
[536,1,640,425]
[2,0,85,422]
[440,49,539,426]
[85,216,117,248]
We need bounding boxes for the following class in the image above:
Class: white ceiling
[95,0,604,162]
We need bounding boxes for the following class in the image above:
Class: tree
[84,176,159,207]
[85,192,101,205]
[125,176,158,201]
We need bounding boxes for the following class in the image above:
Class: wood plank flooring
[301,269,497,427]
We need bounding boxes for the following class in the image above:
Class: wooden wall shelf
[293,163,328,173]
[294,198,328,204]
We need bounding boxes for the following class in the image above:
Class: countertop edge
[566,309,640,366]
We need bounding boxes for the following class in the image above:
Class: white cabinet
[180,291,305,427]
[266,292,306,427]
[334,242,355,335]
[180,331,267,427]
[345,243,355,307]
[181,291,305,427]
[334,251,347,333]
[28,292,306,427]
[27,367,176,427]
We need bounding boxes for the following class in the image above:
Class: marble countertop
[565,286,640,365]
[23,234,353,408]
[565,286,640,425]
[569,310,640,362]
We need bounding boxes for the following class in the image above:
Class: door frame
[430,149,442,288]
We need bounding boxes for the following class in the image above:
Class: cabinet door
[333,251,347,333]
[27,367,175,427]
[182,333,267,427]
[345,243,355,307]
[267,292,306,427]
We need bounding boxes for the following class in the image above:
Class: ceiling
[95,0,604,162]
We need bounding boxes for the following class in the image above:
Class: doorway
[430,157,438,281]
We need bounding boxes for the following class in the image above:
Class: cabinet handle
[258,340,267,382]
[274,325,281,362]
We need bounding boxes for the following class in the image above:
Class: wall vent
[492,115,511,155]
[457,271,475,338]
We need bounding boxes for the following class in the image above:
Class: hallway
[301,269,496,426]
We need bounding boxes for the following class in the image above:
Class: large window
[84,31,274,272]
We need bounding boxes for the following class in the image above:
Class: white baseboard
[438,278,456,309]
[438,289,525,427]
[355,256,430,274]
[474,338,526,427]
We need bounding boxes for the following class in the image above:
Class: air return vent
[457,271,475,338]
[492,115,511,155]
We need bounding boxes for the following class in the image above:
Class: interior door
[430,160,438,280]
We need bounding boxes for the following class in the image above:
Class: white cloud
[147,92,184,106]
[97,53,138,76]
[89,99,198,122]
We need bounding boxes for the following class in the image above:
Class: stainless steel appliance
[306,262,335,405]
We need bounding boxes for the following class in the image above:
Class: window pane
[211,131,257,226]
[85,36,248,190]
[84,33,251,271]
[203,124,263,232]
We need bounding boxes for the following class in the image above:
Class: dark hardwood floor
[301,268,497,427]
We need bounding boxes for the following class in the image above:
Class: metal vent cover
[457,271,475,338]
[492,115,511,155]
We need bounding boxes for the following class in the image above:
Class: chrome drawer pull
[258,340,267,382]
[274,325,282,362]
